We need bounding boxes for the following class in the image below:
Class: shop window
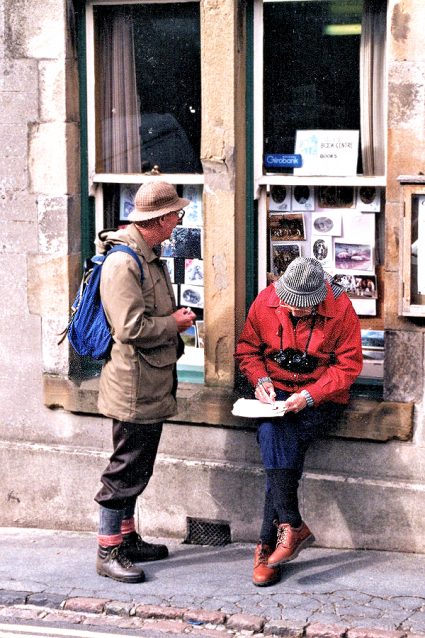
[84,1,204,382]
[263,0,386,176]
[253,0,387,397]
[92,3,202,175]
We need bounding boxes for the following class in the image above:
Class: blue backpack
[63,245,144,360]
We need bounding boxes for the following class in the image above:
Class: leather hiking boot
[252,543,281,587]
[267,522,315,567]
[96,544,145,583]
[121,531,169,563]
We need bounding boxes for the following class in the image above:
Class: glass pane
[263,0,363,172]
[410,195,425,305]
[94,4,202,174]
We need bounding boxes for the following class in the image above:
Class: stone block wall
[0,0,425,555]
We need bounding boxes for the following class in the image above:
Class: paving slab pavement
[0,528,424,637]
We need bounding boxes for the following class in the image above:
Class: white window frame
[85,0,205,382]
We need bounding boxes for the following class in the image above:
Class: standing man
[235,257,362,587]
[95,181,196,583]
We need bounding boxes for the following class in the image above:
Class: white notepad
[232,398,287,418]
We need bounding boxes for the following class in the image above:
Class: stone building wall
[0,0,425,552]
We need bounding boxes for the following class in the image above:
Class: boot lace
[110,546,134,570]
[276,525,289,548]
[255,545,271,567]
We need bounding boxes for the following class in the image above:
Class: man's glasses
[163,209,185,222]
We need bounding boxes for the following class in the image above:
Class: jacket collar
[127,223,160,264]
[267,281,336,318]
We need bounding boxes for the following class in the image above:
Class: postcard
[341,210,375,244]
[270,243,301,276]
[316,186,355,210]
[333,273,377,298]
[119,185,138,221]
[195,320,205,348]
[180,324,197,347]
[351,275,378,299]
[311,236,333,267]
[361,329,384,349]
[334,242,373,272]
[332,273,357,294]
[172,283,179,304]
[269,213,305,241]
[182,184,203,227]
[291,185,315,211]
[161,227,202,259]
[180,283,204,309]
[311,211,342,236]
[161,257,174,283]
[185,259,204,285]
[269,185,292,211]
[356,186,381,212]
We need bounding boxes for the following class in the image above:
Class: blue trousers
[256,390,343,542]
[257,389,341,473]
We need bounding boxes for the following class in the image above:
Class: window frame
[253,0,388,294]
[84,0,205,382]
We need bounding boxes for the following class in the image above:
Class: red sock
[121,517,136,535]
[97,533,122,547]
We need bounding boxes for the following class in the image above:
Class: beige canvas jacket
[97,223,180,424]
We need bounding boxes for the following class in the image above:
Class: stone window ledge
[43,374,414,442]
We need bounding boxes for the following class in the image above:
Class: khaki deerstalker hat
[128,181,190,222]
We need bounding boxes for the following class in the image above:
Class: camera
[272,348,318,374]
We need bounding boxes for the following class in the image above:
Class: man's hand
[255,381,276,405]
[283,393,308,413]
[172,307,197,333]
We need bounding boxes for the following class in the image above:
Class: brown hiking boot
[252,543,281,587]
[121,531,169,563]
[267,522,315,567]
[96,544,145,583]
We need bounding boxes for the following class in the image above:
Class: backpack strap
[106,245,144,282]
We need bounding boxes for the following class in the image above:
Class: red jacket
[235,282,363,405]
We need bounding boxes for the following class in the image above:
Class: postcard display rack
[260,182,385,384]
[265,183,382,317]
[120,183,205,380]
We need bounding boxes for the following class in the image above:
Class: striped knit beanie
[275,257,327,308]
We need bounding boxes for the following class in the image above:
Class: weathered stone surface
[390,2,425,62]
[304,474,425,552]
[182,609,227,625]
[28,122,80,195]
[5,0,66,59]
[264,620,304,637]
[384,331,424,402]
[226,613,265,632]
[63,597,110,613]
[135,604,187,620]
[306,622,347,638]
[27,253,79,316]
[37,195,81,256]
[388,63,425,129]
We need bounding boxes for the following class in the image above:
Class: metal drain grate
[184,517,231,546]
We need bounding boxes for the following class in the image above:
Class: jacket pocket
[136,346,176,412]
[137,344,177,368]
